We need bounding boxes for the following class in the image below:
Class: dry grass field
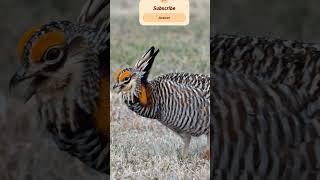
[110,0,210,179]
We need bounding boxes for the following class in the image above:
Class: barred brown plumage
[212,34,320,179]
[113,47,210,157]
[9,0,109,174]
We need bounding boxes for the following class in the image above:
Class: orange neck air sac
[139,84,148,107]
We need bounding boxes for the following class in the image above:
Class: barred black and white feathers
[211,34,320,97]
[134,46,159,81]
[114,47,210,156]
[149,73,210,136]
[213,69,320,179]
[211,34,320,179]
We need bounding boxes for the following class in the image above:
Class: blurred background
[212,0,320,42]
[110,0,210,179]
[0,0,106,179]
[110,1,210,75]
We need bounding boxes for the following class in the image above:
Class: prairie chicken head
[9,20,109,173]
[113,47,159,103]
[9,20,106,104]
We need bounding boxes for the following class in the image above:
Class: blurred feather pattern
[211,34,320,179]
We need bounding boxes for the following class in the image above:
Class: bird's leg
[180,134,191,157]
[203,133,210,160]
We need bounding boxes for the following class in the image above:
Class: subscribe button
[139,0,189,25]
[143,13,186,23]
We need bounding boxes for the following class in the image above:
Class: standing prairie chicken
[9,0,109,174]
[113,47,210,157]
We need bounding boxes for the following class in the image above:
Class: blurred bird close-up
[211,34,320,179]
[8,0,109,175]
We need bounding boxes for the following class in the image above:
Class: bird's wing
[155,73,210,92]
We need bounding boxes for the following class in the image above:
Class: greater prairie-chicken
[211,34,320,179]
[9,0,109,174]
[113,47,210,156]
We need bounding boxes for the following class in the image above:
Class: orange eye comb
[17,25,42,62]
[119,71,132,81]
[29,31,65,62]
[114,65,124,81]
[16,26,65,63]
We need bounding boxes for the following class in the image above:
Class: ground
[110,93,209,179]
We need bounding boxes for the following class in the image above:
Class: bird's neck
[125,82,159,119]
[35,63,108,172]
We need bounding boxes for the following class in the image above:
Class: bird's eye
[45,48,61,61]
[123,76,131,82]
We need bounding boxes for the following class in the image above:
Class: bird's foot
[202,146,210,160]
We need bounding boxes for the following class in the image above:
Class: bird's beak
[9,73,25,91]
[112,84,121,93]
[9,66,36,103]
